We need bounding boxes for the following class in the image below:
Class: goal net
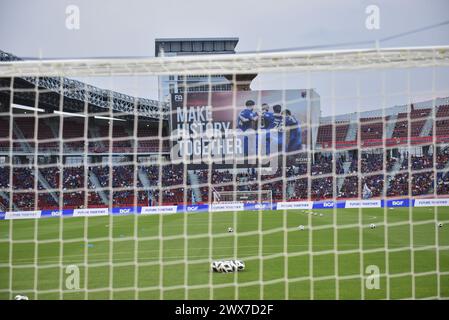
[0,46,449,300]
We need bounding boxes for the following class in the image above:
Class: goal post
[212,190,272,204]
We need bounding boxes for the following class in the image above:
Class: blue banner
[385,199,411,207]
[244,202,276,211]
[41,209,74,217]
[0,198,446,221]
[312,201,345,209]
[111,207,139,215]
[177,204,209,213]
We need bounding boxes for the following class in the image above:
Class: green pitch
[0,207,448,300]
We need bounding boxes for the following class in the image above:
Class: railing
[0,146,171,154]
[318,134,449,149]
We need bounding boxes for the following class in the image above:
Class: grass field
[0,206,448,300]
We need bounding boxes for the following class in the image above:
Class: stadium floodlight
[12,103,44,112]
[1,44,449,301]
[94,115,126,122]
[53,110,87,117]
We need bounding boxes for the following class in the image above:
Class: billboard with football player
[169,90,320,170]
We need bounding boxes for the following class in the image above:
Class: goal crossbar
[212,190,273,204]
[1,45,449,77]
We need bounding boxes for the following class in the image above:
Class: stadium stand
[2,107,449,208]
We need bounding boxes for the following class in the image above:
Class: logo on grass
[365,265,380,290]
[65,265,80,290]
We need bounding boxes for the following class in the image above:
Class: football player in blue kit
[237,100,259,158]
[260,103,275,129]
[272,104,284,147]
[282,109,302,152]
[238,100,258,131]
[260,103,275,155]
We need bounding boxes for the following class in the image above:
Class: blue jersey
[273,114,283,129]
[237,108,257,131]
[272,114,284,145]
[261,111,275,129]
[285,115,302,151]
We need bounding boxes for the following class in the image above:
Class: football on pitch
[211,260,245,273]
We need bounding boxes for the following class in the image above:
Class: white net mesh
[0,46,449,300]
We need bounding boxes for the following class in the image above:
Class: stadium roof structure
[0,50,169,120]
[155,37,239,42]
[154,37,239,57]
[154,38,239,57]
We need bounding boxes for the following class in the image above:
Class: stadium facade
[155,38,256,100]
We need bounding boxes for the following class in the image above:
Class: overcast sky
[1,0,449,116]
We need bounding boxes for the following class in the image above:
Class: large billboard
[169,90,320,171]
